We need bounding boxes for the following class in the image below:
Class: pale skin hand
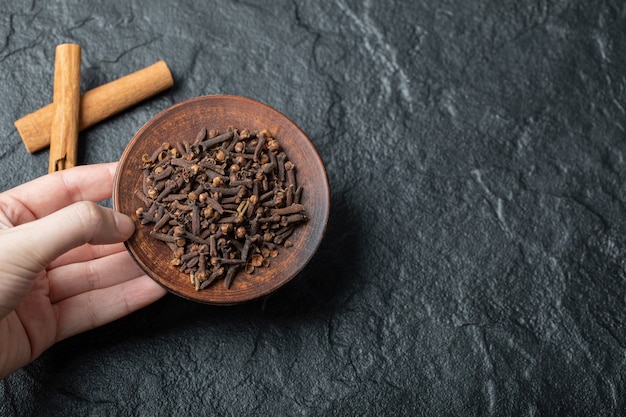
[0,162,167,379]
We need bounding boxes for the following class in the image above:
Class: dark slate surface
[1,1,626,416]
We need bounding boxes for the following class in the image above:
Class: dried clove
[134,126,308,290]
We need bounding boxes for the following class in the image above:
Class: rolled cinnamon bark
[48,43,81,173]
[15,60,174,154]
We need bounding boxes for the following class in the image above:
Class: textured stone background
[1,0,626,416]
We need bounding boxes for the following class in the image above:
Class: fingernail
[114,211,135,237]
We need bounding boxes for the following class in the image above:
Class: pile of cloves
[134,126,307,290]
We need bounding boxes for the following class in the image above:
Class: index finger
[0,162,118,226]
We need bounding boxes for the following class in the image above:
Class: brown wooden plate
[113,95,330,305]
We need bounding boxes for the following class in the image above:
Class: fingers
[0,202,134,317]
[49,242,127,268]
[4,201,135,274]
[48,251,146,303]
[53,275,167,342]
[0,162,118,226]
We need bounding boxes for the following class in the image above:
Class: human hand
[0,162,167,379]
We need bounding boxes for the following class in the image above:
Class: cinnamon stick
[15,60,174,154]
[49,43,81,173]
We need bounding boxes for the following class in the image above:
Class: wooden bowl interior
[114,95,329,304]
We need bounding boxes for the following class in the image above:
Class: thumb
[0,201,135,316]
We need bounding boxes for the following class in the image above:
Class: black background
[1,1,626,416]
